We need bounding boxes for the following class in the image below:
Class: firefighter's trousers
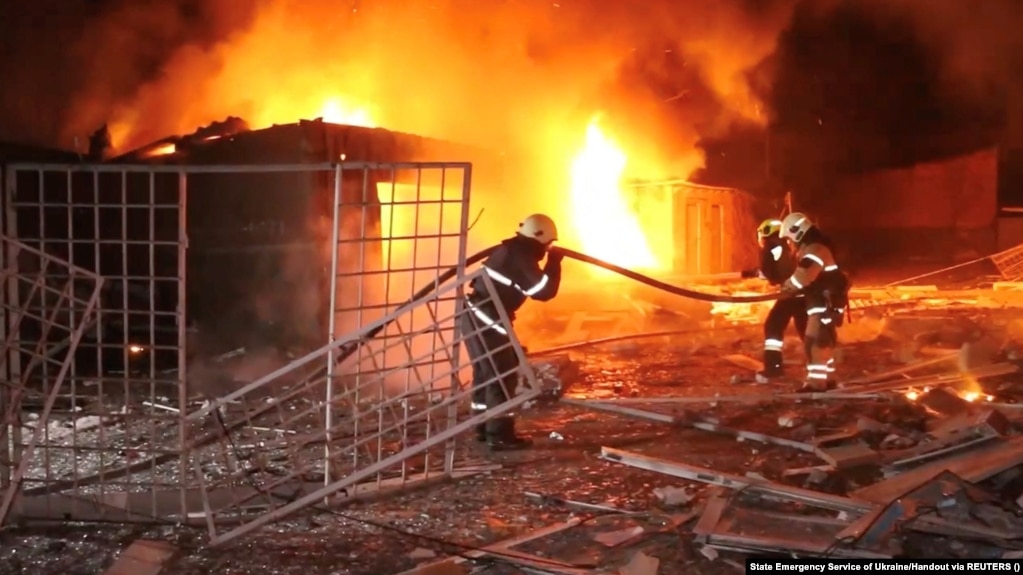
[459,311,520,437]
[762,296,808,374]
[803,312,837,387]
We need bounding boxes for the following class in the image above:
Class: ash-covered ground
[5,305,1023,575]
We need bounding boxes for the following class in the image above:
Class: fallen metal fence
[186,267,538,546]
[990,242,1023,282]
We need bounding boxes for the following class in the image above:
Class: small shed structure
[623,179,760,276]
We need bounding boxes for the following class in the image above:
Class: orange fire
[315,99,375,128]
[141,99,375,157]
[246,97,376,131]
[903,388,994,402]
[146,143,177,157]
[568,118,658,271]
[959,390,994,402]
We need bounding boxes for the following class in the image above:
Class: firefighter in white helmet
[778,212,850,391]
[461,214,563,450]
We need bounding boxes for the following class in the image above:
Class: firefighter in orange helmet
[461,214,563,450]
[778,212,850,391]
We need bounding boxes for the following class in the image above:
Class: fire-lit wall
[806,148,999,266]
[624,180,759,276]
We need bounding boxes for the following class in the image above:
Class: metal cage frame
[0,161,532,542]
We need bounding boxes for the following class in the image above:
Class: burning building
[3,118,500,377]
[129,118,501,352]
[516,172,762,346]
[623,179,759,277]
[2,103,765,377]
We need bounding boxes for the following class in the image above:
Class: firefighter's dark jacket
[781,228,848,307]
[757,235,796,286]
[468,235,561,323]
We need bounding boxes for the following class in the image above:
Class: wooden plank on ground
[692,492,729,540]
[103,540,175,575]
[815,442,880,470]
[601,446,1018,542]
[722,354,764,372]
[563,400,815,453]
[392,518,586,575]
[851,437,1023,504]
[13,466,498,525]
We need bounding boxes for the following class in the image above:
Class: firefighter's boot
[486,416,533,451]
[754,350,785,384]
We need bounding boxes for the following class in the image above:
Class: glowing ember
[568,118,657,271]
[903,386,931,401]
[147,143,176,157]
[904,387,994,402]
[958,390,994,402]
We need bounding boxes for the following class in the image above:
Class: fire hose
[74,245,779,497]
[165,242,782,496]
[334,244,781,364]
[552,246,780,304]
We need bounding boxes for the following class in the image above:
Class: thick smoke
[768,0,1022,130]
[878,0,1023,109]
[0,1,255,148]
[52,0,797,177]
[7,0,1021,166]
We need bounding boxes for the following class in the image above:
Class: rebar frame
[0,161,522,541]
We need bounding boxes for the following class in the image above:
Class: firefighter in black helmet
[460,214,562,450]
[741,218,808,383]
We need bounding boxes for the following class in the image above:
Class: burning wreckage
[6,118,1023,575]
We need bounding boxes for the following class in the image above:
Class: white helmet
[517,213,558,244]
[780,212,814,243]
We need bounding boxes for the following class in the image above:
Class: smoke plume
[768,0,1022,131]
[46,0,796,177]
[879,0,1023,108]
[6,0,1022,170]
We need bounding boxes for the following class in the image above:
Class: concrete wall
[998,214,1023,251]
[806,148,999,267]
[819,148,997,230]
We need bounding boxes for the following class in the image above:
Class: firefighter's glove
[740,268,758,279]
[546,250,564,267]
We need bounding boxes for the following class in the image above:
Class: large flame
[568,119,658,271]
[270,97,374,129]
